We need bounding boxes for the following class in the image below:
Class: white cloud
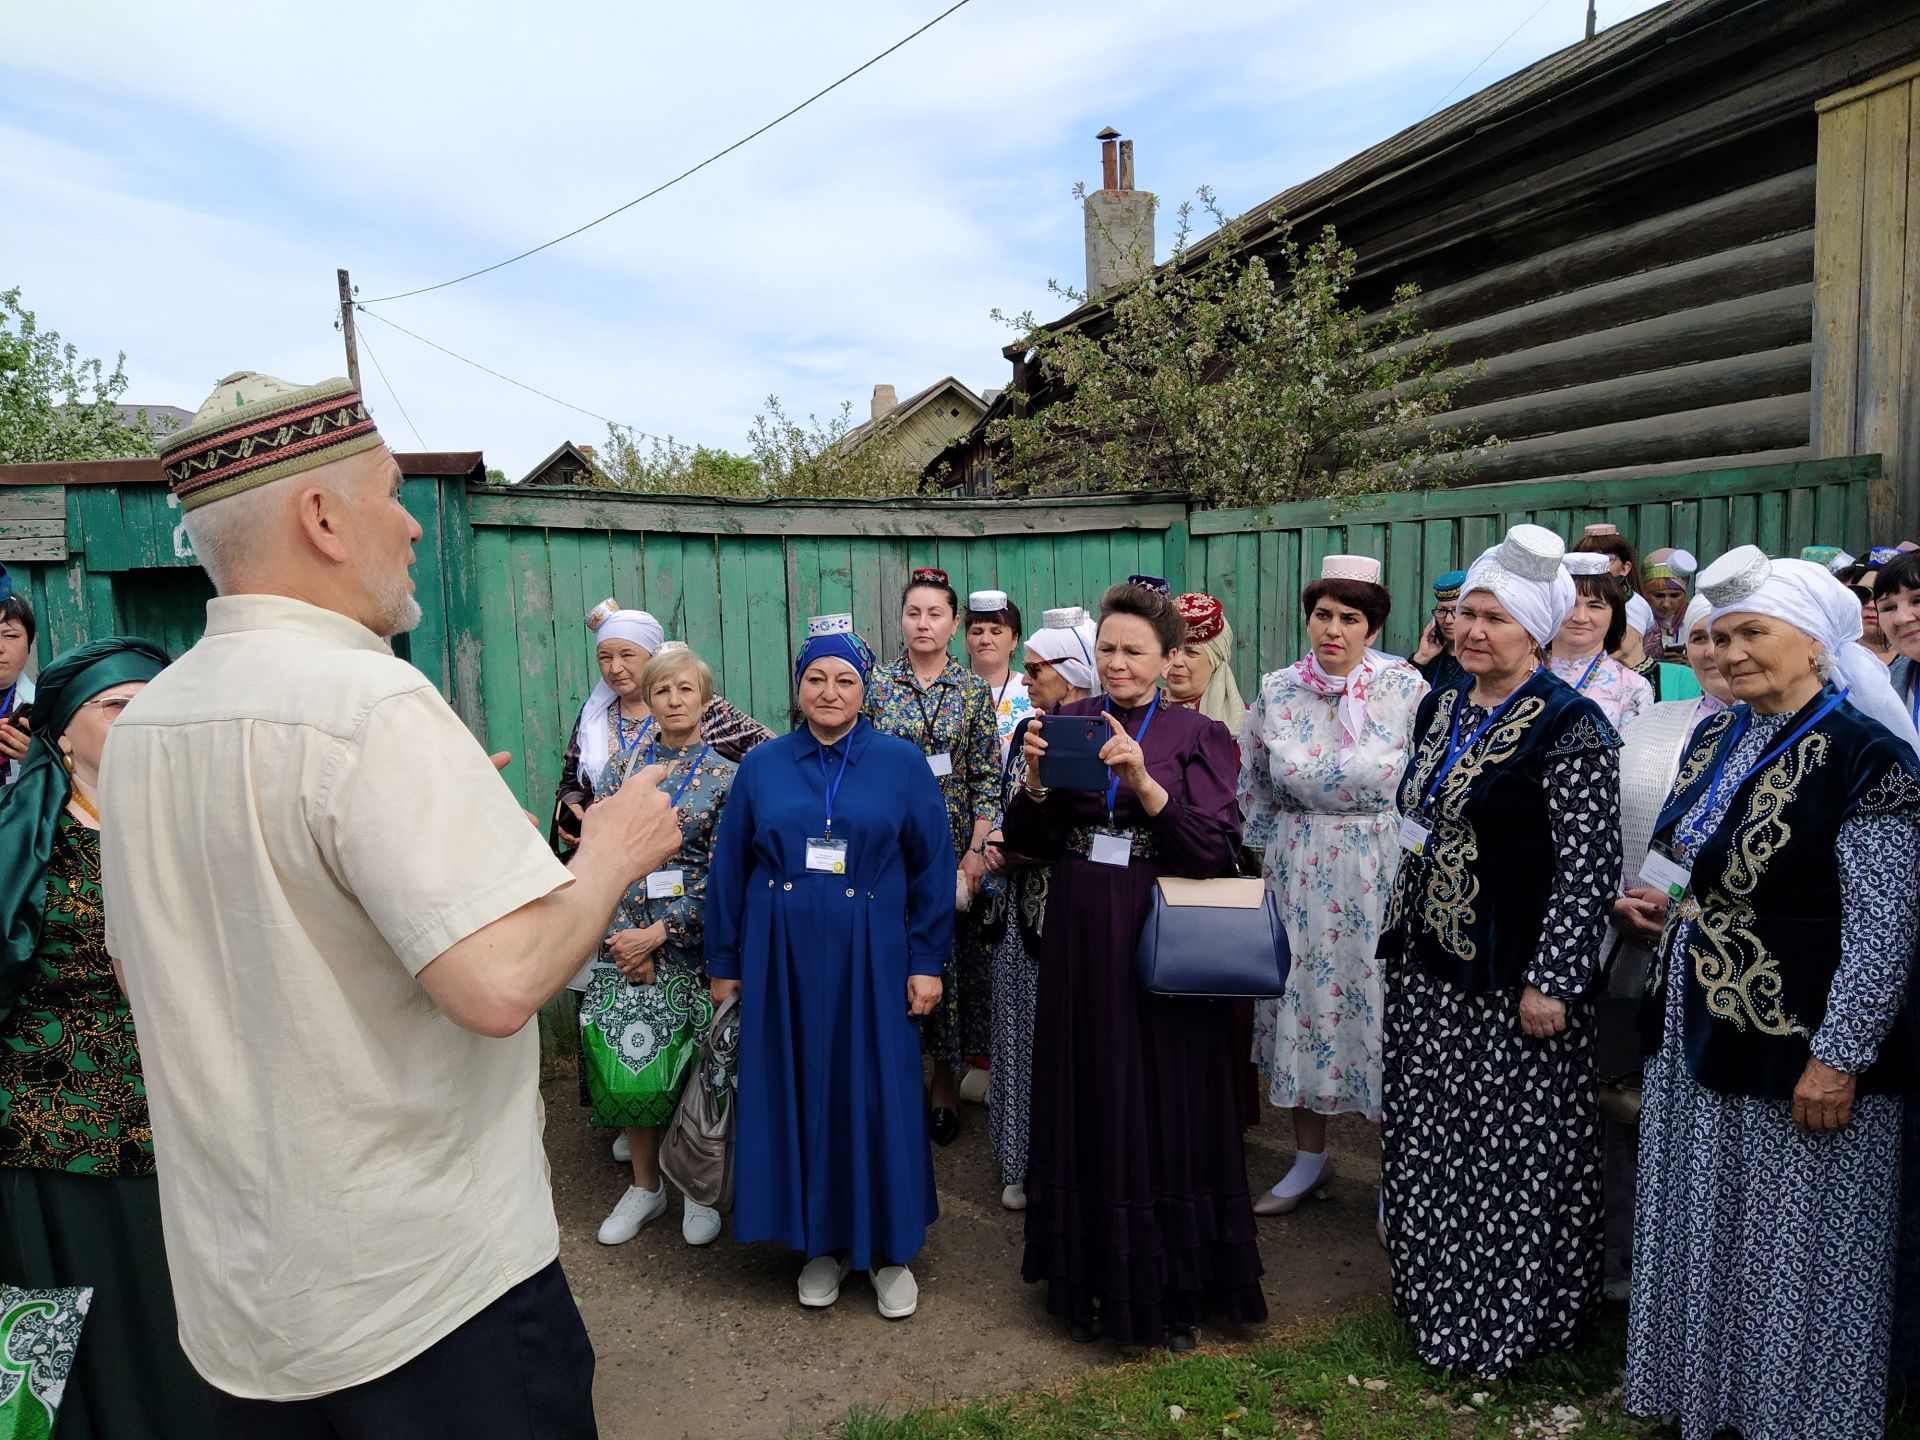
[3,0,1666,473]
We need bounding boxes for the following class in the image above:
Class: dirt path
[548,1078,1390,1440]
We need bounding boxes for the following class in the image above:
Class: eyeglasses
[79,697,134,715]
[1022,661,1053,680]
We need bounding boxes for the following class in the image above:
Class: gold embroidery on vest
[1721,734,1825,897]
[1671,709,1737,800]
[1687,893,1809,1038]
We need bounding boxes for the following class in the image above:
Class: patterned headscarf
[0,637,168,1015]
[794,614,876,683]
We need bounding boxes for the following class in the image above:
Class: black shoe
[1069,1316,1104,1343]
[1166,1326,1197,1352]
[928,1107,960,1147]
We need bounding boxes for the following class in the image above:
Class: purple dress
[1002,697,1267,1345]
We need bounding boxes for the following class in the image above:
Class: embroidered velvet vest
[1383,670,1619,993]
[1650,690,1920,1100]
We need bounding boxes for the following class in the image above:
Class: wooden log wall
[1812,59,1920,540]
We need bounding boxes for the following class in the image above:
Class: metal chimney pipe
[1118,138,1135,191]
[1097,126,1119,190]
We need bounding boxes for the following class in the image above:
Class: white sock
[1271,1149,1327,1200]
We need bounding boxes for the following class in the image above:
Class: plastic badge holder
[1038,716,1111,791]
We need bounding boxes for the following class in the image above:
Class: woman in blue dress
[706,614,956,1320]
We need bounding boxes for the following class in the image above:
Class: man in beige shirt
[100,372,678,1439]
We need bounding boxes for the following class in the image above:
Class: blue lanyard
[818,727,855,838]
[1908,672,1919,730]
[1103,692,1160,824]
[0,683,14,718]
[1680,689,1849,846]
[1422,672,1537,809]
[647,741,710,809]
[614,712,652,760]
[1572,654,1602,693]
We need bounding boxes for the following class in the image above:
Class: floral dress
[1239,659,1427,1122]
[1550,651,1652,730]
[865,656,1002,1067]
[579,737,737,1128]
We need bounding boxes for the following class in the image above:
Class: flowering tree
[990,191,1478,507]
[0,287,168,463]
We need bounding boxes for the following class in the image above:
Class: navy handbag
[1134,876,1291,998]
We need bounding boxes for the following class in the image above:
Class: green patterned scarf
[0,638,167,1015]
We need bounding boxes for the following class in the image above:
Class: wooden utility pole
[336,268,361,392]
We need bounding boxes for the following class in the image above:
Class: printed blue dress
[706,718,956,1269]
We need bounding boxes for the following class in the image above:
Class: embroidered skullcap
[1643,547,1697,585]
[910,566,949,587]
[1699,545,1919,757]
[795,613,876,683]
[584,599,664,654]
[653,640,690,656]
[1583,523,1618,538]
[1026,606,1099,693]
[1869,546,1901,569]
[967,589,1010,614]
[1321,555,1382,585]
[1563,551,1613,577]
[1460,524,1576,647]
[1431,569,1467,603]
[1127,573,1171,596]
[160,371,383,512]
[1800,544,1855,573]
[1174,592,1224,644]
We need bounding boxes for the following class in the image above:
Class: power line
[359,0,978,305]
[356,305,678,446]
[353,324,428,451]
[1428,0,1559,115]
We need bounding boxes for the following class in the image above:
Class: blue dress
[705,718,955,1270]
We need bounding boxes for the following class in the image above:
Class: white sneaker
[1001,1183,1027,1211]
[611,1132,631,1164]
[682,1196,723,1246]
[958,1067,991,1105]
[798,1254,852,1307]
[596,1184,666,1245]
[872,1265,918,1319]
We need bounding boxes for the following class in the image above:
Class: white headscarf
[574,603,666,787]
[1698,547,1920,758]
[1683,594,1713,639]
[1459,524,1577,649]
[1025,606,1100,695]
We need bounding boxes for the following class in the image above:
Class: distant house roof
[113,403,193,432]
[838,376,989,452]
[520,441,599,488]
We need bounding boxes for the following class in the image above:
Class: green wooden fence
[0,452,1884,823]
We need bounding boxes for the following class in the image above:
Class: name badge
[805,837,849,874]
[1398,815,1432,856]
[645,869,686,901]
[927,752,954,778]
[1089,829,1134,867]
[1638,848,1691,902]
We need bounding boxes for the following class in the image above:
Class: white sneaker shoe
[596,1184,666,1245]
[872,1265,918,1319]
[611,1132,631,1164]
[958,1067,990,1105]
[1001,1183,1027,1211]
[797,1254,852,1307]
[682,1196,723,1246]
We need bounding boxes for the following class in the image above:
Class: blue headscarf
[0,637,168,1016]
[794,630,876,683]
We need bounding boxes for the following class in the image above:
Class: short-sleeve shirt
[98,595,574,1401]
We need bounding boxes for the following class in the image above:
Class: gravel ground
[546,1074,1390,1440]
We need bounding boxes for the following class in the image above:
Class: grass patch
[803,1302,1920,1439]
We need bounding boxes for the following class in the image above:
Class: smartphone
[1038,716,1111,790]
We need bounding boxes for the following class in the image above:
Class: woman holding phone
[1001,581,1263,1350]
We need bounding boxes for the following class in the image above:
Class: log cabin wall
[1812,59,1920,539]
[995,0,1920,507]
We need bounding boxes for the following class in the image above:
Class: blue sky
[5,0,1663,477]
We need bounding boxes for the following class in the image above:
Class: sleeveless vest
[1383,670,1619,993]
[1649,690,1920,1100]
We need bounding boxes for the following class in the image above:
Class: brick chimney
[1084,127,1155,300]
[870,384,898,421]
